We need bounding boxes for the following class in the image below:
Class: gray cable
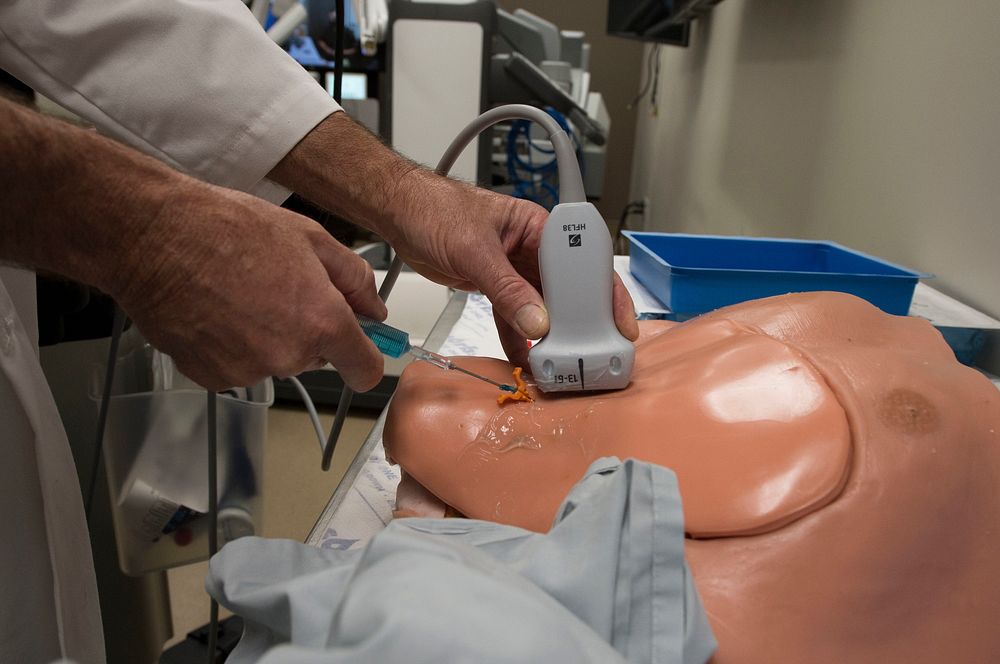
[322,104,586,469]
[86,306,128,521]
[439,104,586,204]
[284,376,326,453]
[207,390,219,663]
[321,383,353,471]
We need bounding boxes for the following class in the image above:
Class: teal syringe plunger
[357,316,518,393]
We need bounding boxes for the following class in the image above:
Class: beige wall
[498,0,644,220]
[630,0,1000,318]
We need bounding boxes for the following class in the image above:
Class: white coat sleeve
[0,0,341,203]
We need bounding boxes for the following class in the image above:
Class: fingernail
[515,304,548,338]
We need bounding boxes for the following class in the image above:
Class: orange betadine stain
[497,367,533,405]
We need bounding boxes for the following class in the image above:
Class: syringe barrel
[357,316,410,358]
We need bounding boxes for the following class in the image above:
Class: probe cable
[206,390,219,664]
[505,107,583,209]
[281,376,326,452]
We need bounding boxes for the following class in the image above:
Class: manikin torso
[385,292,1000,663]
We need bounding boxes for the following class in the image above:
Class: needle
[357,316,518,393]
[407,346,518,393]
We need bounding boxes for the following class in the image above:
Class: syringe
[357,316,518,393]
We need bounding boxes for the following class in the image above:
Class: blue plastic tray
[623,232,930,316]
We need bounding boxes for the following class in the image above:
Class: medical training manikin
[385,291,1000,663]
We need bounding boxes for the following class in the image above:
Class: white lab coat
[0,269,105,663]
[0,1,340,661]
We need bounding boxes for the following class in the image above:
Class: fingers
[312,233,388,322]
[612,273,640,341]
[312,285,385,391]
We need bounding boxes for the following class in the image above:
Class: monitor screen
[325,71,368,100]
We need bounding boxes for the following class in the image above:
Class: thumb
[475,254,549,340]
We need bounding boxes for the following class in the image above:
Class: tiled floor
[163,404,380,649]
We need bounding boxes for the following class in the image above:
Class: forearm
[267,111,523,263]
[0,97,179,297]
[268,111,418,233]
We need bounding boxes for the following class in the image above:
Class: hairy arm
[0,96,171,295]
[0,97,386,390]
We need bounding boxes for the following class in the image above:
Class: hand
[381,171,640,367]
[112,182,387,391]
